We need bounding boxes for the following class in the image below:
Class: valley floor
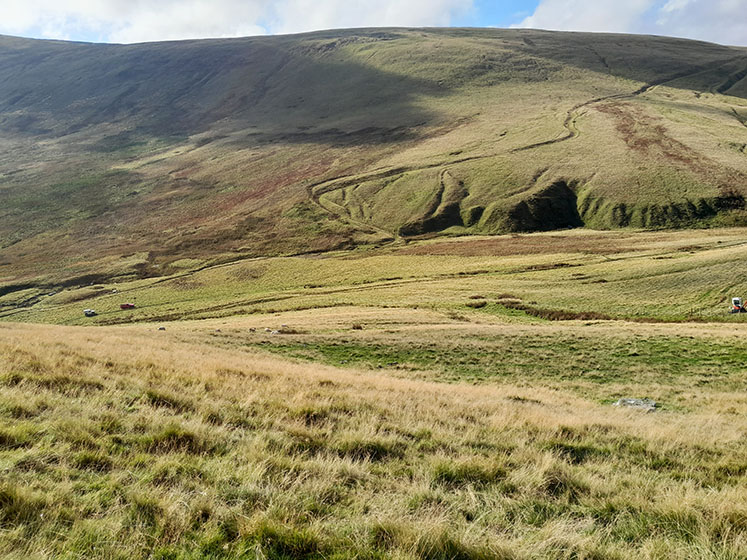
[3,228,747,326]
[1,229,746,558]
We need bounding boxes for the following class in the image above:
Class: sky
[0,0,746,46]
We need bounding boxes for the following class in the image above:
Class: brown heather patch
[594,101,747,192]
[596,102,694,162]
[398,233,642,257]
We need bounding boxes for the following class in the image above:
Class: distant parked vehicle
[730,297,746,314]
[83,309,97,317]
[120,303,136,310]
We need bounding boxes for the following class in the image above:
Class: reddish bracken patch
[399,235,640,257]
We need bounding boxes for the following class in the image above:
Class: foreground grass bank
[1,317,745,559]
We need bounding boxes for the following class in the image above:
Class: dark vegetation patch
[14,453,59,473]
[520,262,579,272]
[497,300,613,321]
[504,181,584,232]
[2,372,105,395]
[0,282,43,298]
[335,437,405,462]
[543,439,610,464]
[580,191,747,230]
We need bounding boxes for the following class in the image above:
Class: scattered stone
[215,329,221,333]
[271,330,280,335]
[281,324,288,328]
[158,326,166,331]
[613,398,657,412]
[264,328,272,332]
[249,328,256,332]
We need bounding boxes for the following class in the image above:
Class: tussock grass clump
[3,369,105,395]
[1,401,44,419]
[144,389,195,413]
[370,522,508,560]
[0,426,36,450]
[242,518,325,559]
[72,451,114,472]
[431,458,507,487]
[537,465,590,501]
[14,452,59,473]
[0,483,47,528]
[542,439,609,464]
[140,423,222,455]
[335,436,405,462]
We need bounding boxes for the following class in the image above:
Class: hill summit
[1,28,746,284]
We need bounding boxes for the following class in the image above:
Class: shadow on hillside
[0,32,447,145]
[1,28,745,147]
[425,27,747,99]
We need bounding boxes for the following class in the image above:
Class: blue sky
[456,0,540,28]
[0,1,745,46]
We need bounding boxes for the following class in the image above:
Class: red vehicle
[730,297,746,314]
[120,303,136,310]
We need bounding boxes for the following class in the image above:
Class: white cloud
[516,0,654,34]
[269,0,472,35]
[3,0,745,46]
[651,0,747,45]
[515,0,747,45]
[0,0,472,43]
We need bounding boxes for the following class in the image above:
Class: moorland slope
[1,28,747,287]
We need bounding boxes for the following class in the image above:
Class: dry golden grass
[0,317,745,559]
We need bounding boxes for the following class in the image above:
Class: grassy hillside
[4,29,747,559]
[1,314,745,559]
[2,29,747,287]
